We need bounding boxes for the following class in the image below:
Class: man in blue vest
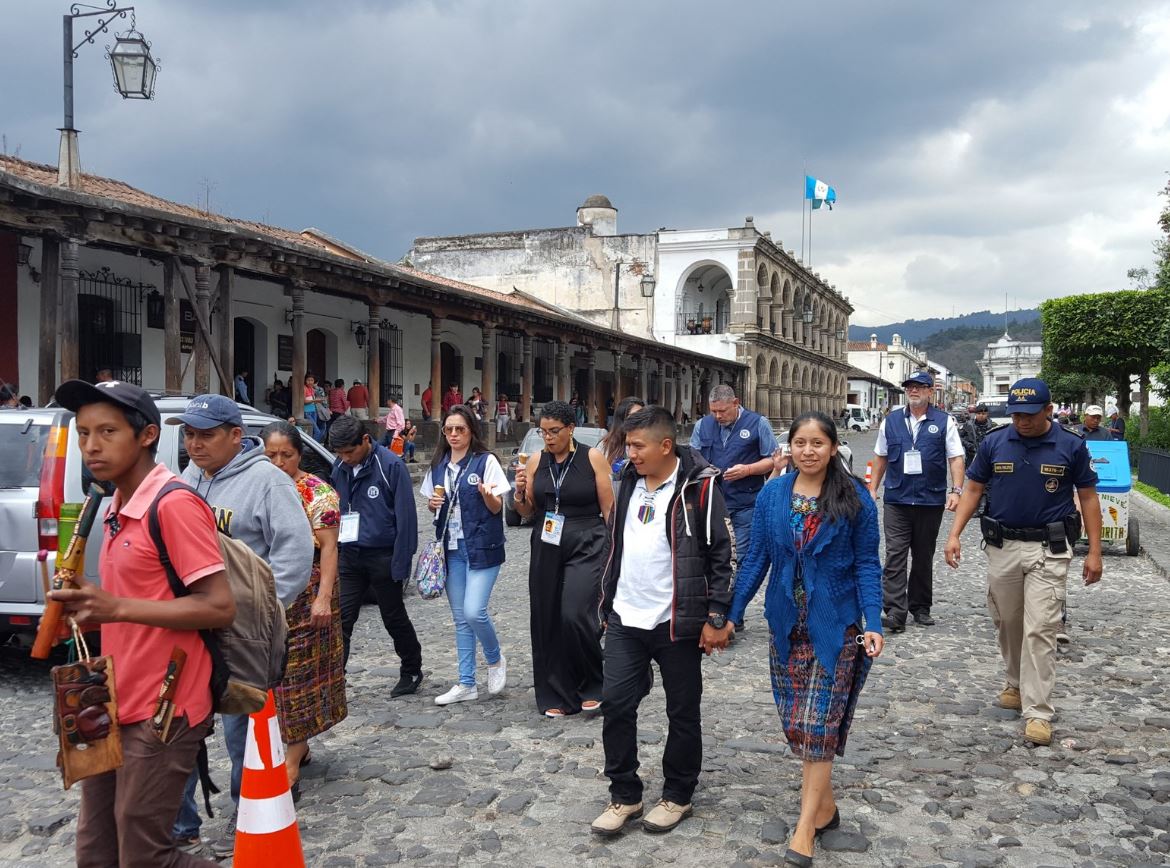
[869,371,966,632]
[689,384,777,576]
[329,415,423,696]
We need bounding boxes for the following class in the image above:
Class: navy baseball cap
[165,394,244,429]
[1007,378,1051,415]
[902,371,933,388]
[55,379,162,428]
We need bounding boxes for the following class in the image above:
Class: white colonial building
[976,333,1042,401]
[409,198,853,425]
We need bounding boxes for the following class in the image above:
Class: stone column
[756,384,770,419]
[783,308,794,341]
[216,266,234,398]
[163,257,181,392]
[59,239,80,382]
[520,333,533,423]
[586,346,598,426]
[771,303,783,337]
[193,263,212,394]
[691,367,700,420]
[367,306,381,411]
[556,340,568,402]
[769,387,783,423]
[782,390,794,423]
[430,317,443,421]
[673,366,684,422]
[38,237,60,405]
[481,323,496,448]
[290,285,306,419]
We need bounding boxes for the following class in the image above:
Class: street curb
[1129,488,1170,579]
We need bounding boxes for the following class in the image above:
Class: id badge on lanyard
[903,415,923,475]
[541,453,571,546]
[443,461,467,550]
[339,512,360,543]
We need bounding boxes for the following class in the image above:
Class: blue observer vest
[883,406,950,507]
[696,409,766,511]
[432,452,506,569]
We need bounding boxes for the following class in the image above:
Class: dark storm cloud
[2,0,1166,321]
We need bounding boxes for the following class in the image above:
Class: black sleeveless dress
[528,443,607,714]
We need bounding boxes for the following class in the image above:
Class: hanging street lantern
[108,28,158,99]
[640,272,656,298]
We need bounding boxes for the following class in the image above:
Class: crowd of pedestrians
[42,368,1108,866]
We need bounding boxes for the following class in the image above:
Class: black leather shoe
[391,672,424,697]
[815,807,840,835]
[880,615,905,634]
[913,612,936,626]
[784,848,813,866]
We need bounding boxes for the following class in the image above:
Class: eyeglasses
[443,425,469,434]
[538,426,567,438]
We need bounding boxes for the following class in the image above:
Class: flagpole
[808,201,813,269]
[801,185,806,262]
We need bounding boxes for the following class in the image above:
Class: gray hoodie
[182,438,313,606]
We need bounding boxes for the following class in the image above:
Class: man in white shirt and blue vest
[689,385,777,574]
[869,371,966,632]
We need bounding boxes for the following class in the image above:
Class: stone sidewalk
[1,499,1168,867]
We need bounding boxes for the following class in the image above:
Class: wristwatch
[950,486,963,495]
[706,612,727,629]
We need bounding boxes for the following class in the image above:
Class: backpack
[147,480,289,716]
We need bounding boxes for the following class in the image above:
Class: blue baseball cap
[902,371,933,388]
[1006,378,1051,415]
[165,394,244,429]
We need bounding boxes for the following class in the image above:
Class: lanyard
[347,459,369,511]
[548,448,574,513]
[904,410,923,448]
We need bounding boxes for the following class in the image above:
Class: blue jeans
[172,713,247,838]
[445,539,502,686]
[729,506,754,568]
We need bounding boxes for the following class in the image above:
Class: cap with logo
[165,394,244,429]
[1006,378,1051,415]
[1084,405,1104,417]
[902,371,934,388]
[54,379,162,428]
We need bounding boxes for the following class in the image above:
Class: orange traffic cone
[234,691,305,867]
[864,460,873,484]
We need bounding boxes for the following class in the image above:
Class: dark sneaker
[880,615,905,634]
[209,832,235,860]
[391,672,425,697]
[913,612,935,626]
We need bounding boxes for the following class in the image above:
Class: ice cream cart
[1084,440,1139,556]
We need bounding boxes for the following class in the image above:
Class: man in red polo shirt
[347,378,370,420]
[51,380,235,867]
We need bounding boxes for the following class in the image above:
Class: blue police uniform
[962,377,1100,735]
[968,424,1097,530]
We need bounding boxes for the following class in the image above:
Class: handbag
[414,468,460,599]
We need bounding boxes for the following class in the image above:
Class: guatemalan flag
[805,175,837,210]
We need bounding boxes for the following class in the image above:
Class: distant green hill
[849,309,1042,383]
[848,308,1040,345]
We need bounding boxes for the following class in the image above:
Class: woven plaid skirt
[769,602,871,761]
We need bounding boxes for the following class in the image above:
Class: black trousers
[881,502,945,623]
[602,612,703,806]
[339,545,422,675]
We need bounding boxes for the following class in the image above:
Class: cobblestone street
[2,436,1169,867]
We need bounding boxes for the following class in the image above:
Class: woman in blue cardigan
[716,411,884,866]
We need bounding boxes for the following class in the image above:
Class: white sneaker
[435,684,478,705]
[487,654,507,695]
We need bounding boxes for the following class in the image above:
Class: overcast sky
[3,0,1168,325]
